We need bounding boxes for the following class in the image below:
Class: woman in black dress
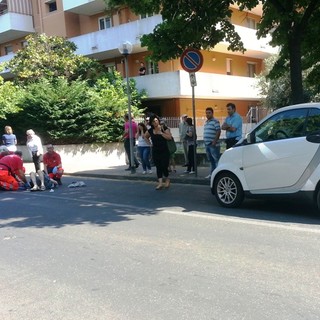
[144,115,172,190]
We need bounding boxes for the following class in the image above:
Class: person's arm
[211,129,221,145]
[144,130,152,145]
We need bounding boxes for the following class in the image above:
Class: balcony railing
[133,71,261,100]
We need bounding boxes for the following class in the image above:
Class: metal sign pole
[192,86,197,177]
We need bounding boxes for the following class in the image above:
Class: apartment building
[0,0,277,119]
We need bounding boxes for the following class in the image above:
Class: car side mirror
[306,131,320,144]
[246,132,256,144]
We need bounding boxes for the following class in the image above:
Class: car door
[242,108,319,191]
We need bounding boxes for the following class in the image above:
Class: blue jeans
[138,146,151,171]
[205,144,220,173]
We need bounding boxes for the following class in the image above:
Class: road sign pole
[192,86,197,177]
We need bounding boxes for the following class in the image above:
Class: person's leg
[144,147,151,171]
[32,153,41,171]
[162,152,170,188]
[29,172,39,191]
[189,145,195,172]
[206,145,220,173]
[133,139,139,167]
[124,138,131,167]
[187,145,193,172]
[183,140,188,165]
[37,170,46,190]
[138,147,146,171]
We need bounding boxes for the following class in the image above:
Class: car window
[254,108,308,143]
[306,108,320,134]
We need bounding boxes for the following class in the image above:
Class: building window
[104,63,116,73]
[46,1,57,12]
[226,58,232,75]
[21,40,28,49]
[99,17,112,30]
[4,45,13,55]
[247,62,256,77]
[140,13,154,19]
[148,61,159,74]
[246,17,256,29]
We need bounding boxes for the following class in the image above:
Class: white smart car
[211,103,320,210]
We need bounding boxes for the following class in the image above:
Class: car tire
[316,187,320,212]
[214,172,244,208]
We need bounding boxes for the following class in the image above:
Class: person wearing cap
[43,144,64,185]
[179,114,189,166]
[0,151,28,190]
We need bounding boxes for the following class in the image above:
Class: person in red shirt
[0,151,27,190]
[43,144,64,185]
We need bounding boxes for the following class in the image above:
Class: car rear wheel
[316,188,320,212]
[214,172,244,208]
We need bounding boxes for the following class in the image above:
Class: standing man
[43,144,64,185]
[123,113,139,171]
[179,114,189,167]
[222,102,243,149]
[203,107,221,179]
[138,62,146,76]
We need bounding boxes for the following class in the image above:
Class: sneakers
[205,174,212,179]
[184,170,190,173]
[189,171,195,174]
[40,185,46,191]
[30,185,39,191]
[148,170,153,174]
[142,171,146,174]
[68,181,86,188]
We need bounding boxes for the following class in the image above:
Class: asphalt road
[0,176,320,320]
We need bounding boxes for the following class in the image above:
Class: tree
[105,0,320,105]
[106,0,245,61]
[0,77,23,119]
[4,34,103,84]
[1,72,146,144]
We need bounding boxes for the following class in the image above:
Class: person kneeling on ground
[0,148,28,191]
[29,170,58,191]
[43,144,64,185]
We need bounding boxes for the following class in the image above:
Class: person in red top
[43,144,64,185]
[0,151,27,190]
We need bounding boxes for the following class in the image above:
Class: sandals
[164,179,171,188]
[30,186,39,191]
[155,184,163,190]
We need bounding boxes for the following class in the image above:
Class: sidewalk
[24,163,212,186]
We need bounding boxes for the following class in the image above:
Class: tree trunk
[289,34,304,105]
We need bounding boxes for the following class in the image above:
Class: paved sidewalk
[24,163,212,186]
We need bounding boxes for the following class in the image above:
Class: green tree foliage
[2,73,145,144]
[0,77,22,119]
[106,0,245,62]
[4,34,103,84]
[105,0,320,104]
[256,54,317,110]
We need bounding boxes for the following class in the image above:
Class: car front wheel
[214,172,244,208]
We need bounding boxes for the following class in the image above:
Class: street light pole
[118,41,135,174]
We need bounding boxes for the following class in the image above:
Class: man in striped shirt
[203,107,221,178]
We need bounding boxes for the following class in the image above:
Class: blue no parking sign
[180,48,203,73]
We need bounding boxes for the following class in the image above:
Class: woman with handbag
[144,115,172,190]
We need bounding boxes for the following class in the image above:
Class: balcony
[0,12,34,44]
[63,0,108,15]
[133,71,260,101]
[69,15,162,60]
[214,25,278,59]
